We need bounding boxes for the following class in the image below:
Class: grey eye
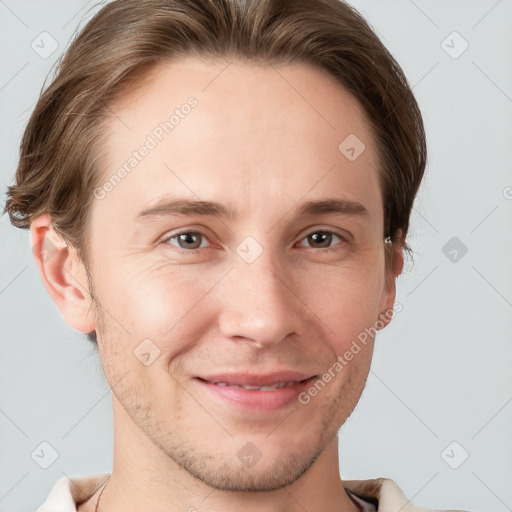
[166,231,208,250]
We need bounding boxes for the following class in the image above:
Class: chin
[175,445,324,492]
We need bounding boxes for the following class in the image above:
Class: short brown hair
[3,0,426,344]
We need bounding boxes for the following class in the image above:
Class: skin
[31,56,403,511]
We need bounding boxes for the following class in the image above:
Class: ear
[30,213,96,334]
[377,229,405,329]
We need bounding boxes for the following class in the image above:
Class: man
[3,0,468,510]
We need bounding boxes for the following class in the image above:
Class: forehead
[95,56,382,227]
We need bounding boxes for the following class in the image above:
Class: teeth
[212,381,297,391]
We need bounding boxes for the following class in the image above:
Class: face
[86,56,397,491]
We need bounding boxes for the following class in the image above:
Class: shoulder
[344,477,470,512]
[36,473,110,512]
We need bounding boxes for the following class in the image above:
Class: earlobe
[30,213,96,334]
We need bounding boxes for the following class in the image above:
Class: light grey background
[1,1,511,511]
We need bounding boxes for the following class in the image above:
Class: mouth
[193,373,318,412]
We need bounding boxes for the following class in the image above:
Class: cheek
[95,258,228,349]
[298,262,383,344]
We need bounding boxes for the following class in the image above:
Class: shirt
[36,473,469,512]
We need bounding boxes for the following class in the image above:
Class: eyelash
[161,228,348,253]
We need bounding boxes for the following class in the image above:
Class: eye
[297,230,346,250]
[163,231,210,250]
[161,228,347,253]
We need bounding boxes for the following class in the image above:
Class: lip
[194,371,317,412]
[197,371,315,387]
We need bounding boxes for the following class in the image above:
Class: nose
[217,255,303,348]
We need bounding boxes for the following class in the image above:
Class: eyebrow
[136,197,370,221]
